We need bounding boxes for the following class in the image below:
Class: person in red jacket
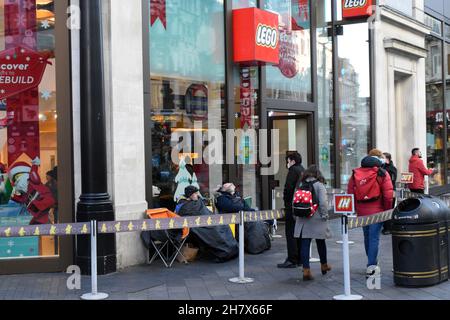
[347,149,393,278]
[408,148,436,194]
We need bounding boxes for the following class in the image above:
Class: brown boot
[321,264,332,275]
[303,268,314,281]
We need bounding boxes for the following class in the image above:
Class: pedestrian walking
[381,152,397,235]
[408,148,436,194]
[293,165,332,281]
[277,151,305,269]
[347,149,393,278]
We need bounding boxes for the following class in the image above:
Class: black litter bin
[392,196,450,287]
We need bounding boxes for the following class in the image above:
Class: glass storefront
[263,0,313,102]
[337,23,372,186]
[316,0,335,186]
[147,0,374,208]
[0,0,59,260]
[149,0,226,211]
[425,35,445,186]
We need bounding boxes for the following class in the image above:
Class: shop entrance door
[268,112,315,211]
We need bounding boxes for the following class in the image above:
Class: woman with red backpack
[293,165,332,281]
[347,149,394,279]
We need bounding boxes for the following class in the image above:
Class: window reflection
[150,0,226,211]
[338,23,371,186]
[426,36,445,186]
[264,0,312,102]
[0,0,59,259]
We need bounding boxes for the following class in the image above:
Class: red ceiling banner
[342,0,373,19]
[233,8,280,66]
[151,0,167,29]
[0,46,51,100]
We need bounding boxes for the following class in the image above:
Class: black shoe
[277,260,298,269]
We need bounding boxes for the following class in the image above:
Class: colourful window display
[0,0,58,259]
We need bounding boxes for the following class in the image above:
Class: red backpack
[352,167,384,202]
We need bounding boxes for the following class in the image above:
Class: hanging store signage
[0,46,50,100]
[233,8,280,66]
[150,0,167,29]
[278,31,300,79]
[342,0,373,19]
[240,68,253,129]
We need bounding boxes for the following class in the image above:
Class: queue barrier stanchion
[334,214,362,301]
[271,190,282,239]
[229,211,254,284]
[81,220,109,300]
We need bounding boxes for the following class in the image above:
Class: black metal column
[76,0,116,276]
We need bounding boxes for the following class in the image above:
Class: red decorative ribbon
[151,0,167,29]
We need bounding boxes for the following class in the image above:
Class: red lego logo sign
[233,8,280,66]
[0,46,51,100]
[342,0,373,19]
[334,194,355,215]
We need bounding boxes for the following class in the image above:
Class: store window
[232,0,261,209]
[149,0,226,211]
[316,0,335,186]
[264,0,312,102]
[446,42,450,183]
[426,36,445,186]
[233,0,257,9]
[0,1,59,259]
[425,14,443,36]
[338,23,371,186]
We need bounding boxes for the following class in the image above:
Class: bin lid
[393,196,450,224]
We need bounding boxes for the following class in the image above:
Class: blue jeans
[363,222,383,267]
[300,239,327,269]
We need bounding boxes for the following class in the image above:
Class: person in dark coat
[382,153,397,235]
[216,183,271,254]
[278,152,305,268]
[177,186,238,262]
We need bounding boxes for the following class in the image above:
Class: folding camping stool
[146,209,190,268]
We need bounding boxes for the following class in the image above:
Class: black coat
[177,199,212,217]
[283,163,305,209]
[215,192,254,214]
[383,162,398,191]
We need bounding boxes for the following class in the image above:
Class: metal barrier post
[81,220,109,300]
[229,211,254,284]
[271,190,282,239]
[334,215,362,301]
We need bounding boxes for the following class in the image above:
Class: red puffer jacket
[408,155,433,190]
[347,157,394,217]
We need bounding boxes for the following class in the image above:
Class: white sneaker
[366,265,381,279]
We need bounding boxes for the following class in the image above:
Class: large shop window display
[150,0,226,211]
[0,0,58,259]
[264,0,312,102]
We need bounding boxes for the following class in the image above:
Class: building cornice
[384,38,428,59]
[379,5,431,37]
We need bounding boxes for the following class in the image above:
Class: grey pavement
[1,219,450,300]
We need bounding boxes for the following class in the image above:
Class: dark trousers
[410,189,425,194]
[301,239,327,269]
[285,209,302,264]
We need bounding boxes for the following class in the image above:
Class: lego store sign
[342,0,373,19]
[233,8,280,66]
[0,46,50,100]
